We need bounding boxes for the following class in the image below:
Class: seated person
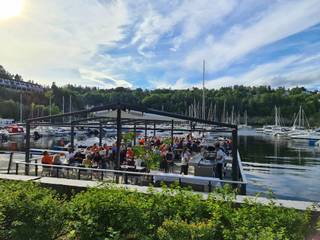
[41,151,53,165]
[82,154,93,168]
[65,148,75,165]
[52,154,61,165]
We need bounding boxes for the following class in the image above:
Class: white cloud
[0,0,129,86]
[184,0,320,73]
[205,53,320,89]
[79,68,132,88]
[150,77,192,89]
[131,0,236,54]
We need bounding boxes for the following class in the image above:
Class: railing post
[133,123,136,146]
[144,123,147,142]
[231,127,239,183]
[77,169,81,180]
[35,159,38,176]
[15,163,19,175]
[71,124,75,150]
[7,152,14,174]
[99,122,103,146]
[171,120,174,146]
[25,121,31,175]
[240,183,247,195]
[116,108,122,169]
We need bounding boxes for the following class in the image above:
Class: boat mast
[62,96,65,123]
[222,100,226,122]
[213,103,217,122]
[69,95,72,123]
[19,92,23,123]
[202,60,206,120]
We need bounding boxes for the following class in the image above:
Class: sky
[0,0,320,90]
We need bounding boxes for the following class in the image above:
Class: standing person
[180,147,190,175]
[160,144,168,172]
[215,142,226,179]
[166,147,174,173]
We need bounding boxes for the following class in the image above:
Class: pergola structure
[24,103,240,182]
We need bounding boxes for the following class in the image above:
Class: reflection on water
[239,129,320,201]
[1,130,320,201]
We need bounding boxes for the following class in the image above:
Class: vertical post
[116,108,122,168]
[99,122,103,146]
[71,124,75,150]
[144,123,147,142]
[62,96,65,123]
[153,122,156,137]
[171,120,174,146]
[7,152,13,174]
[69,95,72,123]
[133,123,136,146]
[49,95,52,123]
[25,121,31,175]
[231,127,239,182]
[20,92,23,123]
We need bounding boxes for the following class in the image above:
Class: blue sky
[0,0,320,89]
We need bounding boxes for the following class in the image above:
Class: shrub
[0,180,66,240]
[67,186,149,240]
[157,218,216,240]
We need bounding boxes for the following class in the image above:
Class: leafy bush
[0,180,66,240]
[0,181,313,240]
[157,218,216,240]
[67,186,149,240]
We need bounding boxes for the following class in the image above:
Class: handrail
[15,160,247,185]
[237,151,247,184]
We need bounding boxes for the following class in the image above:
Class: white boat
[258,106,287,136]
[287,106,313,140]
[31,126,56,136]
[238,110,252,129]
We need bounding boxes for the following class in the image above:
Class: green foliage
[0,180,315,240]
[157,218,216,240]
[122,132,135,145]
[0,180,66,240]
[132,145,160,170]
[0,65,320,126]
[67,186,148,240]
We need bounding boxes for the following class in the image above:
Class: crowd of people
[41,134,231,179]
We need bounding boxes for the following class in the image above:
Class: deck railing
[13,155,248,194]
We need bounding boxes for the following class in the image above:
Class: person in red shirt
[41,151,53,165]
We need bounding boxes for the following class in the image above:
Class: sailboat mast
[202,60,206,120]
[19,92,22,123]
[69,95,72,123]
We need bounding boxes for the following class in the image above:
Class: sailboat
[288,106,320,140]
[257,106,286,136]
[238,110,252,129]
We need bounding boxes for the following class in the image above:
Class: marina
[1,122,320,201]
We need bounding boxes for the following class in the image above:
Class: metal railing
[237,151,247,195]
[14,155,248,193]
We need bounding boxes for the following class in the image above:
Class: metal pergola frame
[24,103,239,182]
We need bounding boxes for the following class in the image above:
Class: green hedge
[0,181,313,240]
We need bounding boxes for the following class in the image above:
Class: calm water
[1,130,320,201]
[239,129,320,202]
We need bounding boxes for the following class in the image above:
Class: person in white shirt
[180,147,191,175]
[215,142,226,179]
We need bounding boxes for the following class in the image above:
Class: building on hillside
[0,78,43,92]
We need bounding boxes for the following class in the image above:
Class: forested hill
[0,66,319,126]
